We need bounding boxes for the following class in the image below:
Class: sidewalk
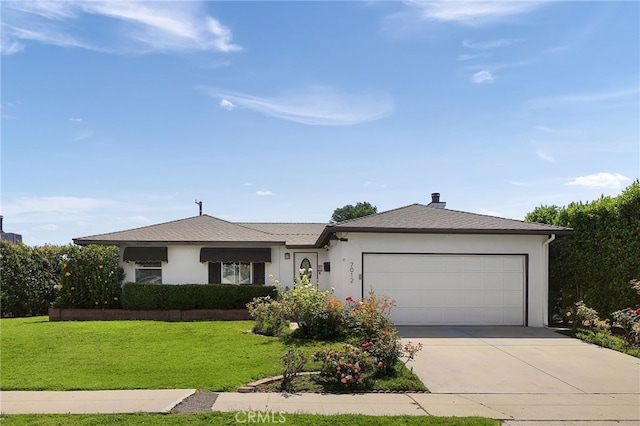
[211,391,640,422]
[2,390,639,424]
[0,389,195,414]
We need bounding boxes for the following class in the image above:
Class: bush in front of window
[53,245,125,309]
[122,283,277,310]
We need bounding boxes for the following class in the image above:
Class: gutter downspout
[542,234,556,327]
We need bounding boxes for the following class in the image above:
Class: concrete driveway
[397,326,640,394]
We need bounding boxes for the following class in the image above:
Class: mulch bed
[170,390,219,413]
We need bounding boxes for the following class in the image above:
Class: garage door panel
[503,291,524,307]
[364,254,525,326]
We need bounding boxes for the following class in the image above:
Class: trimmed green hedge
[526,180,640,319]
[122,283,278,310]
[1,242,61,317]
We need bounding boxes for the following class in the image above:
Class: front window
[135,261,162,283]
[222,262,251,284]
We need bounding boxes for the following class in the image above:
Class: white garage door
[363,254,525,326]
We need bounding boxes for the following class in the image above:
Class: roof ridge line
[442,207,571,229]
[330,203,424,226]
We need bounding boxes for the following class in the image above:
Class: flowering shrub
[247,295,289,337]
[312,295,347,340]
[575,300,600,330]
[344,290,396,341]
[54,245,124,309]
[312,344,375,391]
[611,308,640,346]
[402,341,424,371]
[276,270,345,339]
[360,329,403,376]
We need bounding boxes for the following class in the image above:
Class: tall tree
[330,202,377,223]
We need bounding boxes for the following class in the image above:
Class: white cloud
[69,117,83,122]
[2,1,242,55]
[566,173,630,189]
[457,53,488,61]
[202,85,394,126]
[536,150,555,162]
[32,224,59,231]
[256,190,272,196]
[1,37,24,55]
[406,1,547,26]
[471,70,494,84]
[533,125,580,136]
[1,196,115,222]
[462,38,521,50]
[527,87,640,110]
[220,99,235,111]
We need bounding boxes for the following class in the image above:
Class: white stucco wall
[118,233,552,327]
[120,245,328,288]
[326,232,551,327]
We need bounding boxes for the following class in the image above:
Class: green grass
[0,317,333,391]
[0,413,499,426]
[1,317,422,392]
[572,329,640,358]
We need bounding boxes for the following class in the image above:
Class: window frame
[221,261,252,285]
[134,261,163,284]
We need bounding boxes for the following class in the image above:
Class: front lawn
[0,317,425,392]
[0,413,499,426]
[0,317,312,391]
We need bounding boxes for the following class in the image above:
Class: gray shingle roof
[74,215,285,246]
[321,203,572,240]
[74,204,572,248]
[240,223,327,247]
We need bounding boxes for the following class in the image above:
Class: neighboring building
[0,216,23,244]
[74,194,573,327]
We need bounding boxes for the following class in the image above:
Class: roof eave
[315,226,573,246]
[72,239,286,247]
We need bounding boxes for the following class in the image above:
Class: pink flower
[346,296,354,302]
[378,361,383,367]
[636,308,640,315]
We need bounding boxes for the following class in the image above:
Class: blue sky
[1,1,638,246]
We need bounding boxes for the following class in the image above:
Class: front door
[293,252,318,284]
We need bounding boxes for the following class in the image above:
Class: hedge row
[122,283,278,310]
[54,245,124,309]
[526,180,640,319]
[0,242,60,317]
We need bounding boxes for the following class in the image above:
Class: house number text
[350,262,354,283]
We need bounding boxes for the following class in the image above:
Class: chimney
[0,215,3,233]
[428,192,446,208]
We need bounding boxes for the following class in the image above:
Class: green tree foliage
[526,181,640,319]
[524,205,560,224]
[330,202,377,223]
[0,242,61,317]
[55,245,125,309]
